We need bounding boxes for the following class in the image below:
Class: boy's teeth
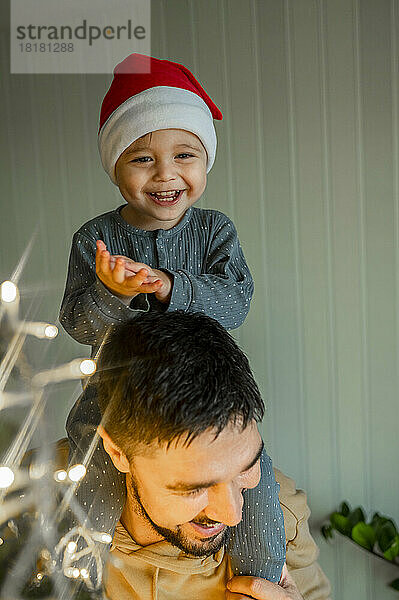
[150,190,180,200]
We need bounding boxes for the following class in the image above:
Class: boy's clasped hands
[95,240,172,305]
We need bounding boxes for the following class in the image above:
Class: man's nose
[153,160,177,182]
[205,484,244,527]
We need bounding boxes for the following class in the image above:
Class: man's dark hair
[97,311,264,457]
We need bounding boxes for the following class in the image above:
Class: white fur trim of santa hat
[98,86,217,185]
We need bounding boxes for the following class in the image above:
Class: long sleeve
[59,232,149,347]
[166,215,254,330]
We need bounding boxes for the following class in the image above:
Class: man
[92,311,330,599]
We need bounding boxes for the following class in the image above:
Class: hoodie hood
[104,521,231,600]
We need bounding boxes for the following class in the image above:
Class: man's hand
[95,240,163,304]
[226,564,303,600]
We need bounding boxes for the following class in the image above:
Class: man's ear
[97,425,130,473]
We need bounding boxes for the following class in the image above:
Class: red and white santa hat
[98,53,223,185]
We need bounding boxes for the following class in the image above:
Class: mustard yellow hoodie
[104,468,332,600]
[104,522,232,600]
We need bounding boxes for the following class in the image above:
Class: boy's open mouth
[147,190,183,206]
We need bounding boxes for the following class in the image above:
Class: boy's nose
[204,483,243,527]
[153,161,177,182]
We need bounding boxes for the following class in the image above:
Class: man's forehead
[133,421,262,484]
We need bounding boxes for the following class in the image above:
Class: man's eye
[131,156,152,163]
[182,488,203,497]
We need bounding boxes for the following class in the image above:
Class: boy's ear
[97,425,130,473]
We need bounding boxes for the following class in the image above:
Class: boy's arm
[59,232,150,346]
[165,216,254,330]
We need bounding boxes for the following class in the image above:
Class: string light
[68,464,86,482]
[79,359,96,376]
[29,462,48,480]
[54,469,68,482]
[0,262,104,594]
[0,467,15,489]
[32,358,96,387]
[44,325,58,339]
[56,526,104,589]
[66,541,77,554]
[18,321,59,340]
[0,281,18,303]
[0,391,33,410]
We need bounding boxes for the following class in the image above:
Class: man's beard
[128,476,230,557]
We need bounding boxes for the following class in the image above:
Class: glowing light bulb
[33,358,97,387]
[0,466,15,489]
[68,464,86,482]
[29,462,47,480]
[0,281,18,303]
[36,573,43,581]
[79,359,96,376]
[72,568,80,578]
[54,469,67,482]
[44,325,58,339]
[19,321,59,339]
[66,541,77,554]
[80,568,89,579]
[101,533,112,544]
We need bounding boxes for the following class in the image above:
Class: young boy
[60,53,285,587]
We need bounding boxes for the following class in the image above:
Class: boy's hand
[95,240,162,304]
[152,269,173,303]
[109,254,158,281]
[226,565,303,600]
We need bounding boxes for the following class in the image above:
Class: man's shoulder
[274,468,310,543]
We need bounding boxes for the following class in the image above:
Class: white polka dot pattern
[228,448,286,582]
[59,206,254,348]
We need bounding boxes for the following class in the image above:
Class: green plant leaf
[351,522,376,551]
[330,512,352,536]
[321,525,334,540]
[371,513,388,535]
[383,535,399,561]
[377,521,398,553]
[389,578,399,591]
[339,501,351,517]
[371,512,384,527]
[347,507,366,529]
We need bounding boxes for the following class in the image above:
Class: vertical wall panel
[1,1,398,597]
[322,1,370,597]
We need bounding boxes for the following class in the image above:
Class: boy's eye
[176,153,195,159]
[131,156,152,163]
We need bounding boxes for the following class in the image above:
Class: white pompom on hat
[98,53,223,185]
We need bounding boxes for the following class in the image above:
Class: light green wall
[1,1,398,598]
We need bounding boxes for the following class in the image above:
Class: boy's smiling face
[115,129,208,230]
